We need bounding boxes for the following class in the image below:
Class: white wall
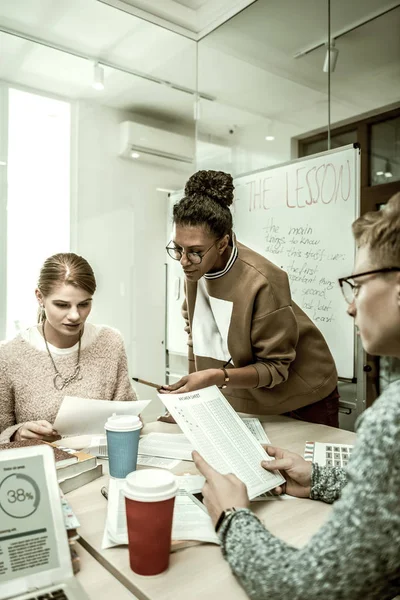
[73,101,187,419]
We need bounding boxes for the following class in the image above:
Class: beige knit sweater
[0,325,137,443]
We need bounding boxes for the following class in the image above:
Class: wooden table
[68,416,356,600]
[76,543,138,599]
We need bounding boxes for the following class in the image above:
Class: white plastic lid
[104,414,142,432]
[123,469,178,502]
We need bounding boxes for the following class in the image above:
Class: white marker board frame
[166,144,360,380]
[232,144,360,379]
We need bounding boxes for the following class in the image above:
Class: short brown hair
[352,193,400,267]
[38,253,97,297]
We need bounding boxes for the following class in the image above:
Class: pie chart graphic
[0,473,41,518]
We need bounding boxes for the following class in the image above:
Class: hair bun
[184,170,234,208]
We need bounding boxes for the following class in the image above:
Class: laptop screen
[0,453,60,585]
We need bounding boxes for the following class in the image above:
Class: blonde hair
[38,253,96,323]
[352,193,400,267]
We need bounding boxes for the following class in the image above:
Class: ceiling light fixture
[265,120,275,141]
[384,160,393,178]
[92,62,104,91]
[131,151,140,159]
[323,41,339,73]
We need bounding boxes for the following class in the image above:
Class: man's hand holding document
[157,385,285,499]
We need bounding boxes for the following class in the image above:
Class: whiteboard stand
[338,335,367,431]
[164,262,188,388]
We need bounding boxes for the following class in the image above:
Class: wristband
[219,367,230,389]
[215,507,236,533]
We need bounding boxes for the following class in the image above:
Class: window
[6,88,71,338]
[370,116,400,186]
[301,130,358,157]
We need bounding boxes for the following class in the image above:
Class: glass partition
[370,116,400,186]
[196,0,331,176]
[0,4,197,419]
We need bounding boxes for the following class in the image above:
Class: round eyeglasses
[165,241,217,265]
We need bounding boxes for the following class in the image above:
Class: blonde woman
[0,253,137,443]
[194,193,400,600]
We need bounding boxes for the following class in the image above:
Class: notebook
[0,444,89,600]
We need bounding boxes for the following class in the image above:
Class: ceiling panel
[0,0,398,164]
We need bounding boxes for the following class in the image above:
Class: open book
[158,385,285,499]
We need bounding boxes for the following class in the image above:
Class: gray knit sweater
[0,326,136,443]
[220,380,400,600]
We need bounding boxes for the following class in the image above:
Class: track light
[384,160,393,178]
[265,120,275,141]
[92,62,104,91]
[323,42,339,73]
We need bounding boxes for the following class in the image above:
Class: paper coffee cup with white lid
[123,469,178,503]
[123,469,179,575]
[105,413,142,478]
[104,413,142,432]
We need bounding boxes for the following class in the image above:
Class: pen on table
[132,377,163,390]
[101,486,108,501]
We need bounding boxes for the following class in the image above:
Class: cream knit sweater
[0,325,136,443]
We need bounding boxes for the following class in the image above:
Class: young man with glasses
[161,169,339,427]
[193,192,400,600]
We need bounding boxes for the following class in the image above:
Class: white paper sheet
[138,433,193,461]
[241,418,271,444]
[103,478,218,549]
[137,455,180,470]
[172,490,219,544]
[158,386,285,499]
[137,419,270,463]
[53,396,151,436]
[176,474,205,494]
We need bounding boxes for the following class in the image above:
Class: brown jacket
[182,242,337,415]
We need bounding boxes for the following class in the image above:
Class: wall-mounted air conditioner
[119,121,195,169]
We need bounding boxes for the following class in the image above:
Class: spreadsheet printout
[158,386,284,499]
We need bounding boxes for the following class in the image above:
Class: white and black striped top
[204,235,238,280]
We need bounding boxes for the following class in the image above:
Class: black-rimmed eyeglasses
[338,267,400,304]
[165,241,217,265]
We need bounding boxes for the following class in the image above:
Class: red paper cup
[123,470,178,576]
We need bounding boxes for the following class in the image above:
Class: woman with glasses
[161,170,339,426]
[192,192,400,600]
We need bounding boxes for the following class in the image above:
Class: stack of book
[0,439,103,493]
[60,489,81,574]
[55,447,103,493]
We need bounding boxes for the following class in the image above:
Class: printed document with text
[158,386,284,499]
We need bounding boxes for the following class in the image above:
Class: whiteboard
[233,144,359,379]
[166,144,360,379]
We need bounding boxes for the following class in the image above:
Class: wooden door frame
[299,106,400,406]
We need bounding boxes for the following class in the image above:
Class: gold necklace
[42,323,82,391]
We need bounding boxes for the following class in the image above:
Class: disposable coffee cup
[104,414,142,479]
[123,469,178,576]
